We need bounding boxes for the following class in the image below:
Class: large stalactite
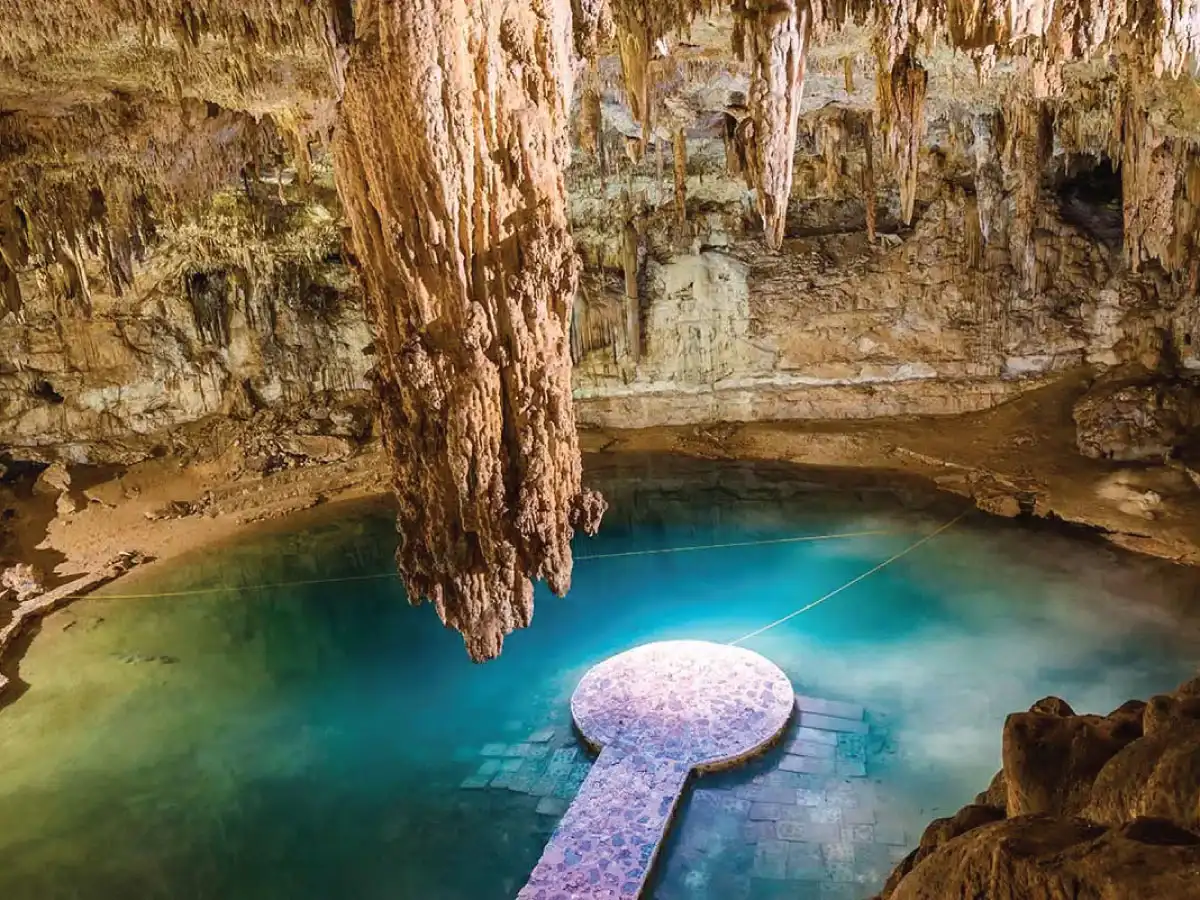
[333,0,605,661]
[734,0,811,250]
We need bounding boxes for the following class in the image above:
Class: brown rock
[1003,710,1141,817]
[1083,721,1200,832]
[1073,378,1200,462]
[879,804,1005,898]
[890,815,1200,900]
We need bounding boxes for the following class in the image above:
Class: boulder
[890,815,1200,900]
[1083,720,1200,832]
[879,804,1006,898]
[1073,378,1200,462]
[1003,709,1142,817]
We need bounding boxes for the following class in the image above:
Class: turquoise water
[1,456,1198,899]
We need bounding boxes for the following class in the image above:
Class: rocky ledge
[875,678,1200,899]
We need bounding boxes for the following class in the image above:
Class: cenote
[2,456,1199,900]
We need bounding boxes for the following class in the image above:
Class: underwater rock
[0,563,44,602]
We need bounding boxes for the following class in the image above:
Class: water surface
[1,456,1197,899]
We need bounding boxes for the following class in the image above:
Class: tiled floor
[457,645,911,900]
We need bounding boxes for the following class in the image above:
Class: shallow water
[1,456,1198,900]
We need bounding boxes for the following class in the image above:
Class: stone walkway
[457,648,911,899]
[517,641,794,900]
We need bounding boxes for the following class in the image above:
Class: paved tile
[547,748,577,776]
[781,754,834,775]
[795,696,864,722]
[536,796,569,816]
[776,820,807,842]
[528,727,556,743]
[786,841,824,879]
[744,820,779,841]
[506,743,533,758]
[459,774,491,789]
[796,788,824,807]
[750,802,784,821]
[794,726,839,745]
[500,758,524,773]
[531,774,561,797]
[489,772,513,790]
[518,641,794,900]
[800,713,868,735]
[843,824,875,844]
[752,840,789,879]
[788,739,836,759]
[837,758,867,778]
[842,805,875,826]
[809,804,841,825]
[507,773,539,794]
[481,743,508,757]
[477,759,503,776]
[822,842,855,864]
[875,822,907,846]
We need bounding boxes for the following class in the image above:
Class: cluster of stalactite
[334,0,605,662]
[0,97,287,315]
[875,49,927,227]
[731,0,811,250]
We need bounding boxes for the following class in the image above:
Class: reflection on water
[0,456,1197,899]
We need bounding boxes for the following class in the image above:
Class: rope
[727,510,968,647]
[85,528,891,601]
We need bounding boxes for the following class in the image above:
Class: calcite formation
[333,0,603,661]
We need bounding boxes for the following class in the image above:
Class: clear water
[1,456,1198,900]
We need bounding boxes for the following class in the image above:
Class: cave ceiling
[4,1,1200,656]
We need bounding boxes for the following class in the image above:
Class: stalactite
[579,75,604,161]
[863,115,877,241]
[334,0,605,662]
[572,0,614,59]
[736,0,811,250]
[621,216,641,360]
[822,116,844,193]
[674,126,688,225]
[877,49,927,227]
[608,0,714,139]
[1006,98,1052,290]
[843,55,855,93]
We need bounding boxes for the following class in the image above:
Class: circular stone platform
[570,639,795,770]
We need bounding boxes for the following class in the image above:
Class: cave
[1057,154,1124,248]
[2,3,1200,899]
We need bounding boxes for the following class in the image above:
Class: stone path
[455,652,913,899]
[516,641,794,900]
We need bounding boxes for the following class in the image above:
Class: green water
[1,456,1198,899]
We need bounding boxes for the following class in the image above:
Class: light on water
[1,457,1198,899]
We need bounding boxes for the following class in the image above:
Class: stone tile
[489,772,513,790]
[749,877,803,899]
[796,788,824,807]
[822,842,855,864]
[505,743,533,758]
[547,747,578,776]
[795,695,865,722]
[744,820,779,842]
[459,774,491,789]
[781,754,834,775]
[843,824,875,844]
[836,759,867,778]
[837,732,868,754]
[477,759,503,776]
[809,804,841,825]
[874,822,907,846]
[506,772,539,794]
[776,820,807,842]
[841,805,875,826]
[750,802,784,821]
[826,860,856,883]
[531,774,561,797]
[794,726,839,746]
[786,841,824,880]
[480,743,508,757]
[719,795,753,816]
[528,727,556,743]
[536,796,569,816]
[800,713,868,735]
[855,842,896,884]
[788,740,836,759]
[762,786,801,805]
[499,758,524,773]
[779,805,811,822]
[752,840,789,879]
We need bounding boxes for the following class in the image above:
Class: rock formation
[8,1,1200,651]
[875,678,1200,899]
[333,0,604,660]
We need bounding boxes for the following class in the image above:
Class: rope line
[727,510,968,647]
[84,528,891,601]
